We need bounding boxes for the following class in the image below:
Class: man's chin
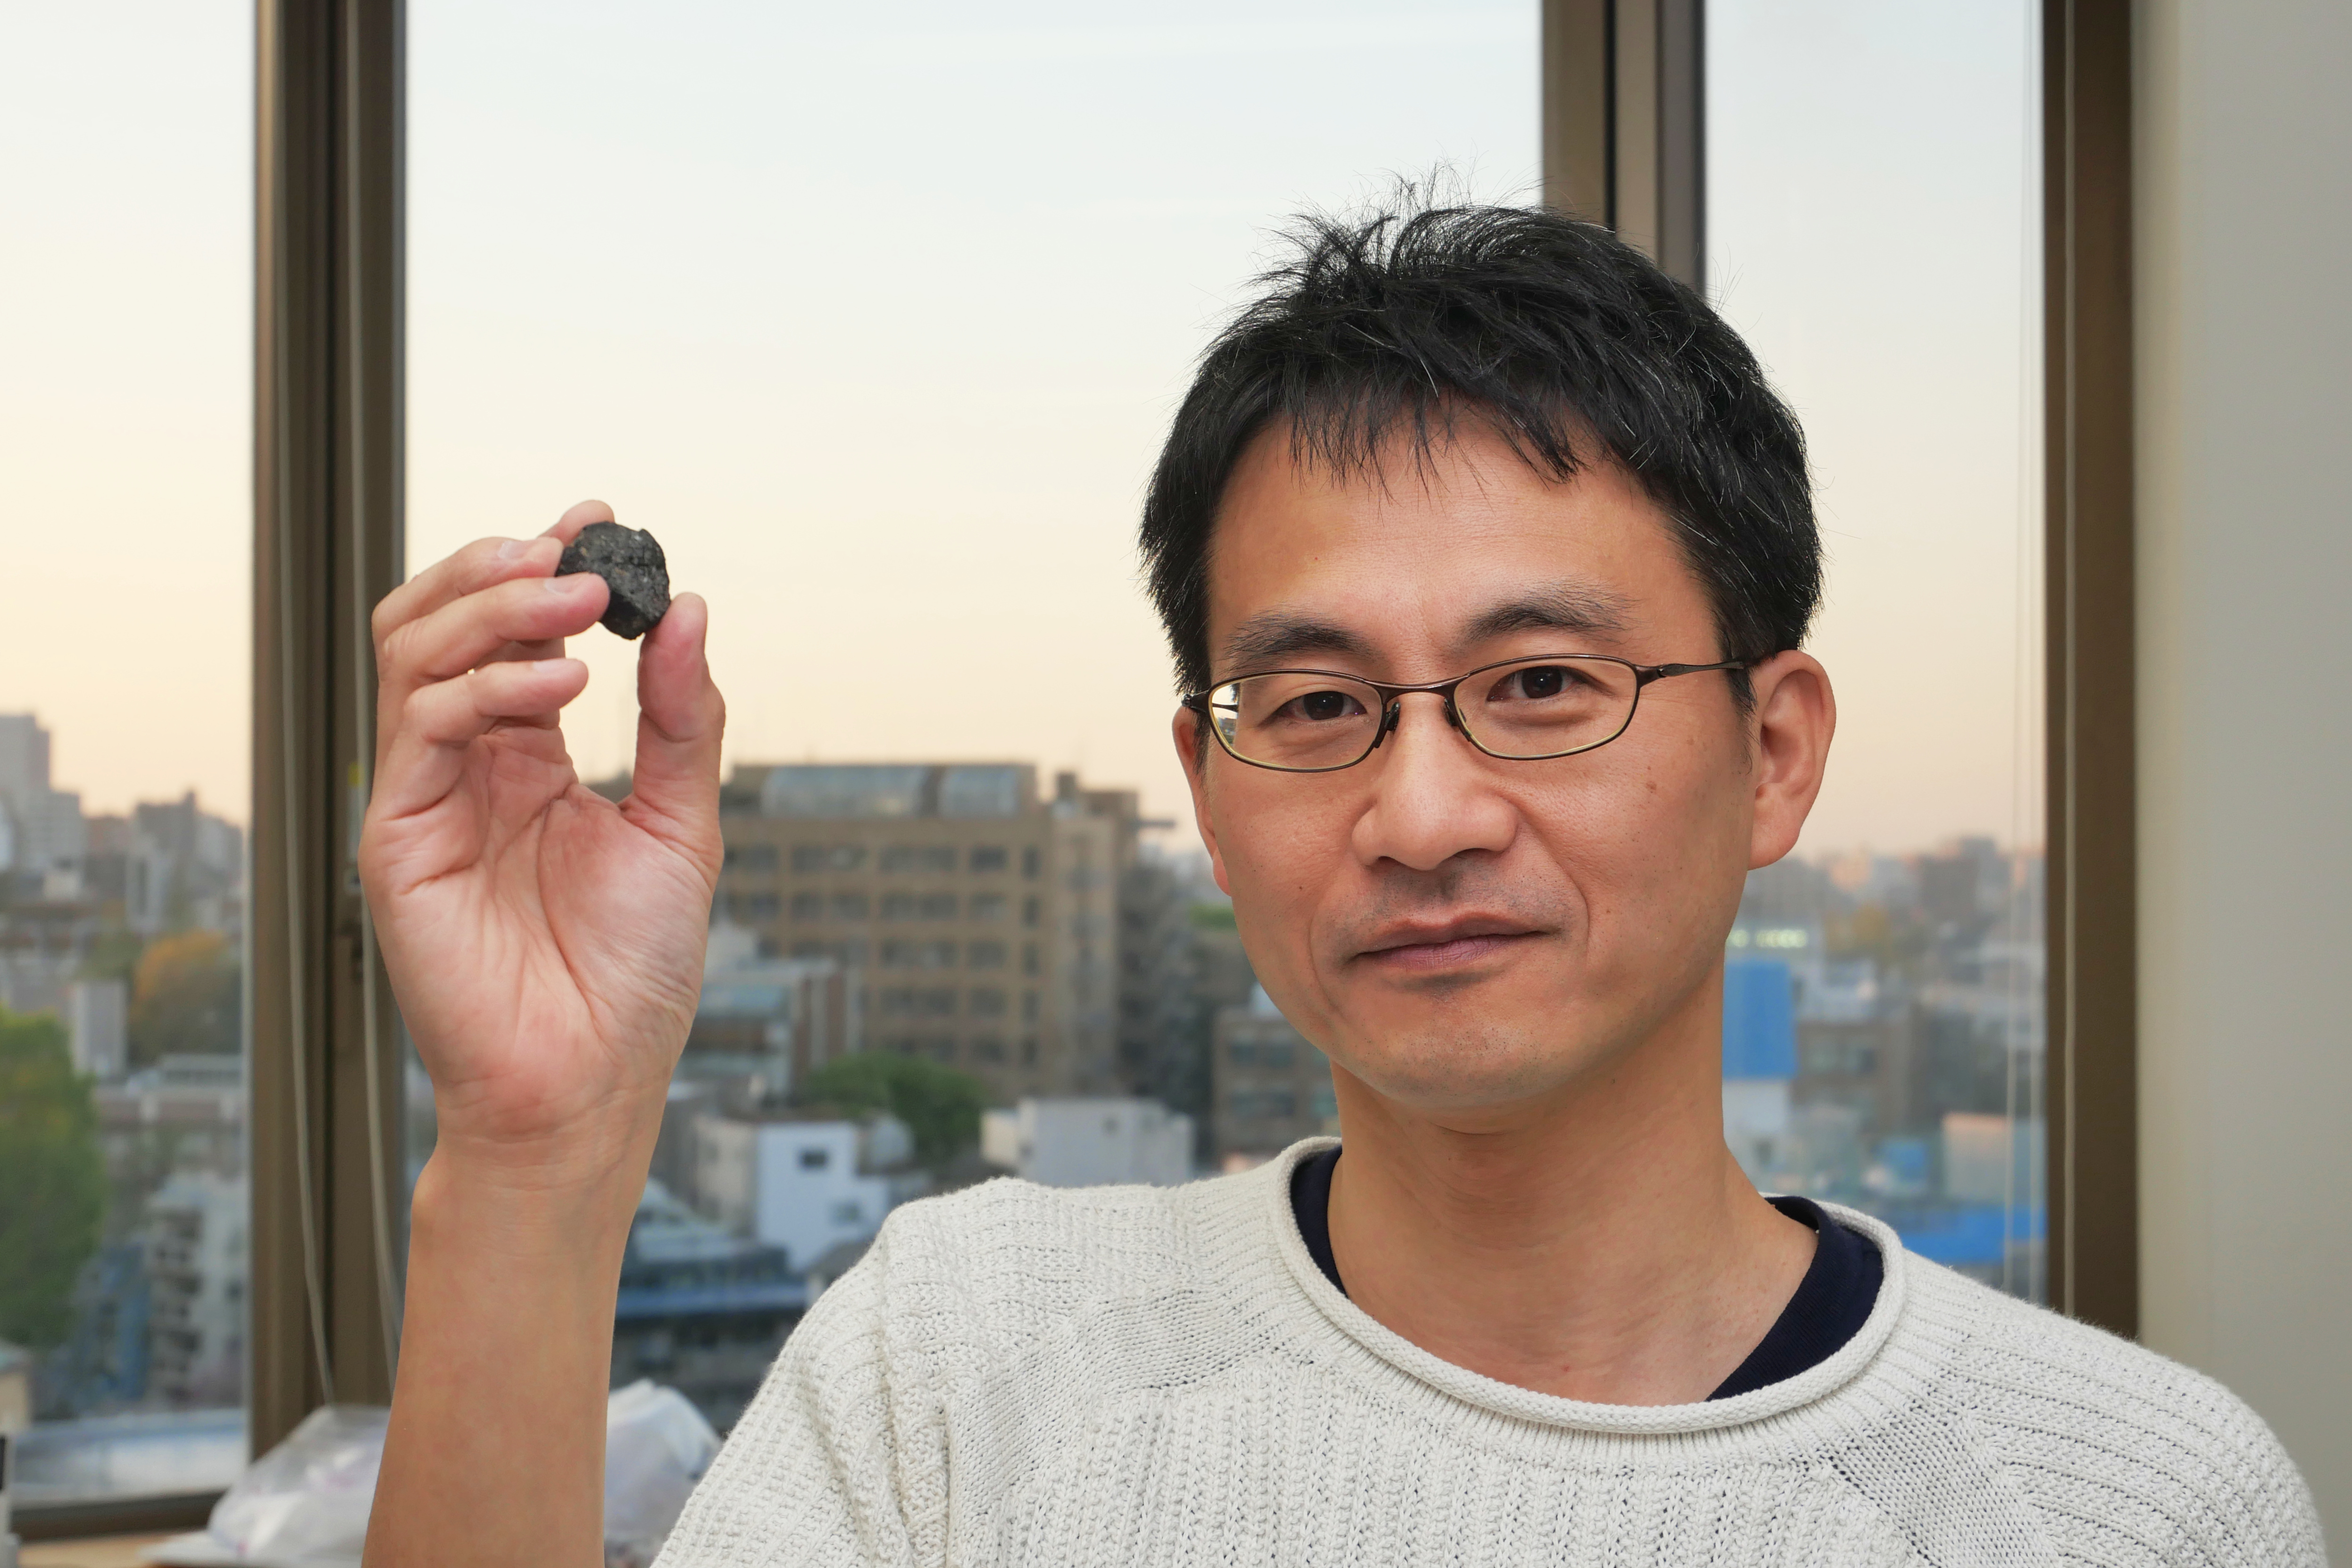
[1329,1016,1610,1118]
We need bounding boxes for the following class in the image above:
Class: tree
[796,1052,986,1168]
[129,928,241,1063]
[0,1005,105,1348]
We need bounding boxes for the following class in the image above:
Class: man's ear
[1172,706,1234,896]
[1745,651,1836,871]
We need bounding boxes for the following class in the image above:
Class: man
[361,201,2322,1566]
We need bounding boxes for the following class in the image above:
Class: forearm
[364,1133,652,1568]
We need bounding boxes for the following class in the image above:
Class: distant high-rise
[0,712,87,875]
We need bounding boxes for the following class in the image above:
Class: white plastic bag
[603,1380,721,1568]
[196,1404,385,1567]
[145,1383,718,1568]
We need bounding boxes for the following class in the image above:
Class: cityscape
[0,709,2044,1501]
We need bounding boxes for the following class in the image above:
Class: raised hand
[359,499,726,1185]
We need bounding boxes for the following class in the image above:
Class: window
[790,892,823,921]
[881,940,957,970]
[967,940,1008,969]
[734,892,781,923]
[798,1147,829,1170]
[1230,1091,1299,1122]
[969,988,1009,1019]
[725,844,780,873]
[879,845,956,873]
[0,0,252,1508]
[792,844,866,873]
[404,0,1537,1443]
[829,892,870,921]
[1709,0,2045,1299]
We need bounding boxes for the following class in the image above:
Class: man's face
[1177,421,1827,1117]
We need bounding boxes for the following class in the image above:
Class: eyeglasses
[1183,653,1756,774]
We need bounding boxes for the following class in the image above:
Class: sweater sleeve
[652,1218,943,1568]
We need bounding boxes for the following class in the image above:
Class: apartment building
[1210,987,1338,1161]
[715,763,1141,1103]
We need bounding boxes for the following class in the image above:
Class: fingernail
[496,538,530,563]
[544,573,590,594]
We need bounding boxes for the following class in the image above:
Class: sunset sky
[2,0,2037,860]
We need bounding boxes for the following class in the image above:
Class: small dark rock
[555,521,671,640]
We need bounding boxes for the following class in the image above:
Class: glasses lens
[1209,673,1384,770]
[1456,656,1637,759]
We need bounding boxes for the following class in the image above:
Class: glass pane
[410,0,1535,1430]
[0,3,253,1503]
[1708,1,2047,1297]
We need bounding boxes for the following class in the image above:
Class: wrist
[410,1128,653,1268]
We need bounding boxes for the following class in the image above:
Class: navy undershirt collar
[1287,1145,1882,1400]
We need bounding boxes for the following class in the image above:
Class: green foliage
[130,928,241,1063]
[1187,901,1238,931]
[78,928,145,985]
[0,1004,105,1348]
[796,1052,986,1168]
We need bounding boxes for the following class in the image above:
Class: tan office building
[716,763,1141,1104]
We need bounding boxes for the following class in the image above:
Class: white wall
[2135,0,2352,1543]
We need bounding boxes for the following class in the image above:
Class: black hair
[1138,194,1819,707]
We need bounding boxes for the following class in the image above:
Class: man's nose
[1348,694,1518,872]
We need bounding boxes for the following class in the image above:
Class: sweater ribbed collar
[1256,1137,1918,1441]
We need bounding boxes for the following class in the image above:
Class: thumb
[626,592,725,864]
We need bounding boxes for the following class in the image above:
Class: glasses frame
[1183,652,1759,774]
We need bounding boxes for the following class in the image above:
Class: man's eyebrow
[1460,582,1636,645]
[1217,614,1372,676]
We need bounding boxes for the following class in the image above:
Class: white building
[690,1113,922,1273]
[143,1171,246,1407]
[981,1096,1194,1188]
[67,978,127,1080]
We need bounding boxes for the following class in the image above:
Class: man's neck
[1322,1004,1815,1406]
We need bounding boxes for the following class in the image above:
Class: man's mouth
[1354,914,1545,972]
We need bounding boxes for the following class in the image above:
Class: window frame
[1542,0,2139,1332]
[27,0,2144,1542]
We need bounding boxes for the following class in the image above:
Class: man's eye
[1498,666,1576,700]
[1282,689,1363,722]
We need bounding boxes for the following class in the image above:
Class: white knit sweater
[655,1141,2324,1567]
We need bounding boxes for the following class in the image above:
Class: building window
[1231,1090,1298,1121]
[881,892,916,920]
[969,845,1009,873]
[967,940,1007,969]
[793,843,866,873]
[1022,896,1041,928]
[971,892,1009,922]
[920,892,958,919]
[735,892,781,922]
[829,892,869,921]
[879,844,957,873]
[798,1147,829,1170]
[1022,846,1041,878]
[829,1201,864,1225]
[970,988,1009,1019]
[790,892,823,921]
[973,1037,1006,1064]
[1021,991,1040,1023]
[1023,943,1041,976]
[883,940,957,970]
[1230,1038,1294,1069]
[725,844,779,872]
[1020,1038,1039,1067]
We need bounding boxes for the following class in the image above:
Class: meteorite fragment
[555,521,671,640]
